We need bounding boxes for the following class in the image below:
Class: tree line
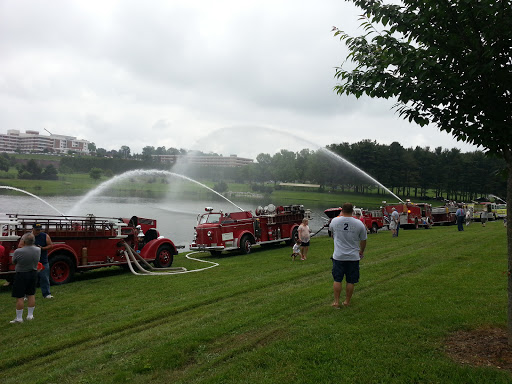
[244,140,507,202]
[1,141,507,202]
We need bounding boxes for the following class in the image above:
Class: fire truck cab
[0,214,178,285]
[190,204,310,255]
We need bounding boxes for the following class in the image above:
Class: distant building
[0,130,90,154]
[152,154,253,167]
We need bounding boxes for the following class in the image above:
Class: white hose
[123,242,219,276]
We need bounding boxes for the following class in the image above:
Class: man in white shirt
[329,202,367,308]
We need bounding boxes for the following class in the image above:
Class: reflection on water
[0,195,329,250]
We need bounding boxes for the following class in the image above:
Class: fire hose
[310,225,328,238]
[122,242,219,276]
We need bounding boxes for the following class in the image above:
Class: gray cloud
[0,0,479,155]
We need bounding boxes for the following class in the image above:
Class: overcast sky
[0,0,480,159]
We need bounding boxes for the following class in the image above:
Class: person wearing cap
[19,224,54,299]
[10,232,40,323]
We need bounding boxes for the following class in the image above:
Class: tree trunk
[506,154,512,345]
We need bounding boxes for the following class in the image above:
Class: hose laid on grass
[122,242,219,276]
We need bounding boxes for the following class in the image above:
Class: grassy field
[0,221,509,383]
[271,189,392,208]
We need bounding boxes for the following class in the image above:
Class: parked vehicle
[468,202,497,221]
[431,206,458,226]
[190,204,310,255]
[496,204,507,219]
[323,207,385,233]
[381,200,433,229]
[0,214,178,285]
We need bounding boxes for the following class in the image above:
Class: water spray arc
[192,126,403,203]
[488,194,506,204]
[318,148,403,203]
[69,170,244,216]
[0,186,66,216]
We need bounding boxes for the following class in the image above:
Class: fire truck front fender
[237,231,255,245]
[140,238,178,260]
[48,244,79,265]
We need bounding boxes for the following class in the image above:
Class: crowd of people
[287,200,506,310]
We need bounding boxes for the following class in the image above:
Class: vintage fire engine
[381,200,433,229]
[190,204,310,255]
[468,202,497,221]
[0,214,178,285]
[431,206,458,226]
[323,207,385,233]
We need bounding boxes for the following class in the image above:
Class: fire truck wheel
[286,227,299,245]
[371,223,379,234]
[240,235,252,255]
[49,255,74,285]
[154,245,174,268]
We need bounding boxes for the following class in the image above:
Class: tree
[334,0,512,342]
[0,154,10,172]
[96,148,107,157]
[142,146,155,157]
[42,164,58,180]
[18,159,42,179]
[119,145,131,159]
[213,181,228,193]
[89,167,103,180]
[88,142,97,152]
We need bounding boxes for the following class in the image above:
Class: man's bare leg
[343,283,355,306]
[332,281,342,307]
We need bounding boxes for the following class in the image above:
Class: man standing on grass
[10,233,40,323]
[19,223,53,299]
[329,202,367,308]
[455,205,465,231]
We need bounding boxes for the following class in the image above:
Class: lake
[0,194,333,251]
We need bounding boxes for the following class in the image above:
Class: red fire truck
[0,214,178,285]
[431,206,458,225]
[323,207,385,233]
[381,200,433,229]
[190,204,310,255]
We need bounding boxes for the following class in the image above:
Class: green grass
[0,221,509,383]
[272,189,392,208]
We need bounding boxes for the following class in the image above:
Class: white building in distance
[152,154,253,167]
[0,130,90,154]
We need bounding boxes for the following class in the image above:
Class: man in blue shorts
[329,202,367,308]
[10,233,40,323]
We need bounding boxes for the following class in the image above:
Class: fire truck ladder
[122,242,219,276]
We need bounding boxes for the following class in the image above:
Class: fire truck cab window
[200,214,222,224]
